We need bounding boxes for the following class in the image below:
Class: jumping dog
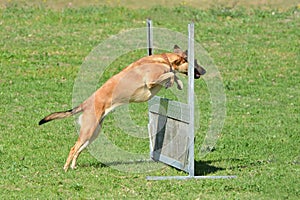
[39,45,206,171]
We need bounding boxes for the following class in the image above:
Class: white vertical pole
[147,19,153,56]
[147,19,153,158]
[188,22,195,177]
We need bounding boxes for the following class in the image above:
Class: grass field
[1,1,299,199]
[1,0,300,10]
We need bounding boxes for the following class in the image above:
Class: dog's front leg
[174,75,183,90]
[149,72,175,89]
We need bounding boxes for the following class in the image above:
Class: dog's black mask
[194,59,206,79]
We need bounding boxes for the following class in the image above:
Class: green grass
[1,0,300,10]
[1,3,300,199]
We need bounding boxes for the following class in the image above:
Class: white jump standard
[146,19,236,180]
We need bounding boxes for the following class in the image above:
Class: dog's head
[173,45,206,79]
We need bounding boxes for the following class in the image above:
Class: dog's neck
[161,53,174,72]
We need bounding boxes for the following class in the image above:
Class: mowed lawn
[0,1,299,199]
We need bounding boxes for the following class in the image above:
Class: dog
[39,45,206,172]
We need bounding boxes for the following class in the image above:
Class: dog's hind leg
[63,111,101,172]
[70,122,102,170]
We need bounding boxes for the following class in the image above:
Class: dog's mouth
[183,59,206,79]
[194,68,202,79]
[183,68,205,79]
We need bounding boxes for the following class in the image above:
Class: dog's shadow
[79,161,107,169]
[81,159,225,176]
[194,160,224,176]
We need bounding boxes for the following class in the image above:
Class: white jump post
[147,19,153,56]
[146,19,236,180]
[187,22,195,177]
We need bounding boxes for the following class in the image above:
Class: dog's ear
[174,45,188,59]
[183,50,188,58]
[173,45,183,54]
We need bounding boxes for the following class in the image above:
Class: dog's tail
[39,106,83,125]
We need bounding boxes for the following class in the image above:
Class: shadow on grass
[194,160,225,176]
[81,159,226,176]
[79,159,156,169]
[79,162,107,169]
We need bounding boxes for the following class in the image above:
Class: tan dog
[39,45,206,171]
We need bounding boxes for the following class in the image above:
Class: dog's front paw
[176,79,183,90]
[165,78,174,89]
[174,75,183,90]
